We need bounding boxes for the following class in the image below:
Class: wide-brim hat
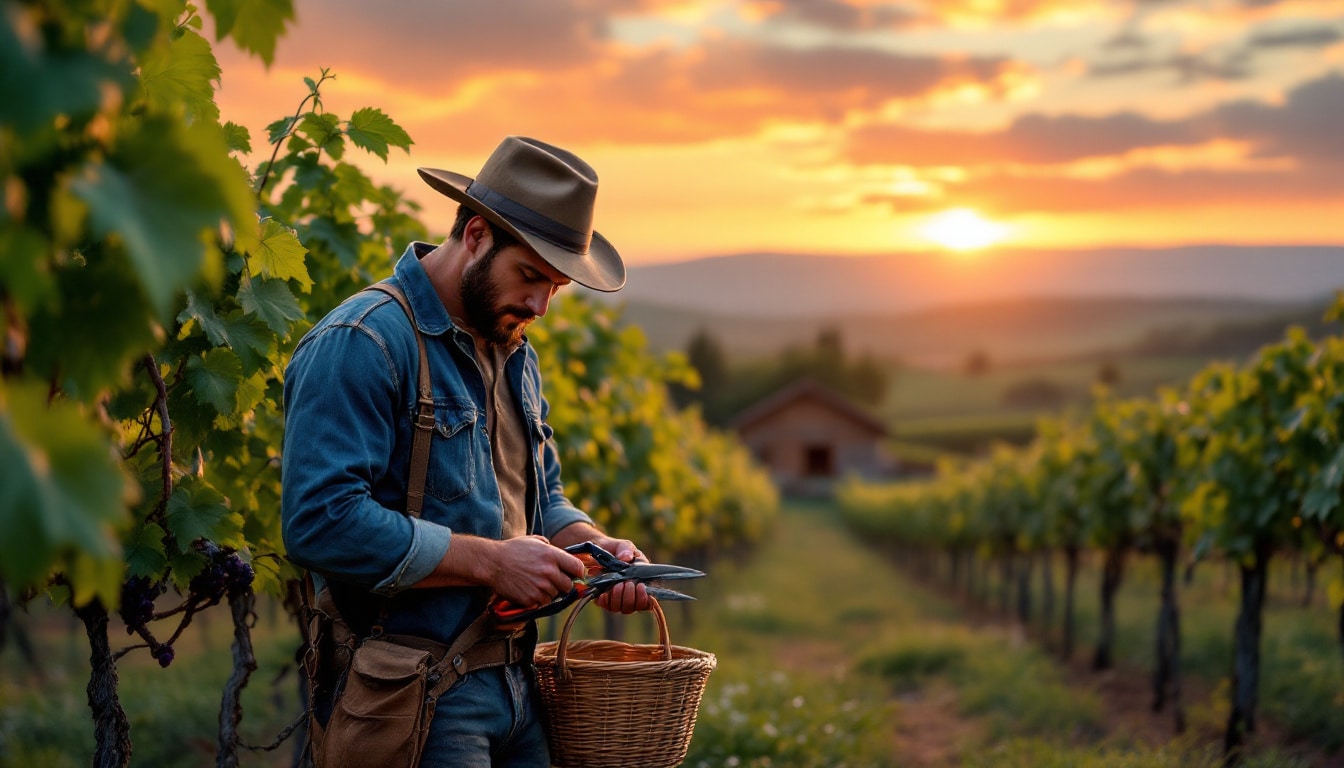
[418,136,626,292]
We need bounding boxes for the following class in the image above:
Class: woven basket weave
[533,593,716,768]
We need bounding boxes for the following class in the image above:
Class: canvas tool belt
[297,283,528,768]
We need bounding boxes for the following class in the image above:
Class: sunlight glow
[920,208,1010,251]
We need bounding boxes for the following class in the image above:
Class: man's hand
[419,533,583,610]
[489,535,586,608]
[551,525,654,615]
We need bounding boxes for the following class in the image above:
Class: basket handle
[555,593,673,678]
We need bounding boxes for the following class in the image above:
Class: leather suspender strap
[360,282,527,676]
[365,283,434,519]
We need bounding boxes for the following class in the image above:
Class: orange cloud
[848,71,1344,213]
[218,13,1025,156]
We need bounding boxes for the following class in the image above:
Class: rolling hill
[593,244,1344,316]
[578,245,1343,365]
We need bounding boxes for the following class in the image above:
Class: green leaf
[0,13,134,135]
[164,482,230,552]
[234,370,268,416]
[26,252,159,398]
[298,112,345,160]
[220,312,276,373]
[137,27,221,123]
[121,3,162,53]
[248,218,311,291]
[179,289,230,346]
[125,523,169,578]
[223,121,252,153]
[346,107,413,162]
[238,274,303,335]
[71,117,254,315]
[302,216,360,268]
[266,116,297,145]
[0,383,133,595]
[187,347,244,415]
[205,0,295,65]
[0,226,56,316]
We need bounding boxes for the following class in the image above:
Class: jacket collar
[392,242,455,336]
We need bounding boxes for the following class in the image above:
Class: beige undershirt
[471,337,529,540]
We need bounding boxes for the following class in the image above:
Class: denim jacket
[281,243,593,644]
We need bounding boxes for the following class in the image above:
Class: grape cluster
[118,576,163,632]
[150,644,175,668]
[222,554,255,597]
[189,548,255,602]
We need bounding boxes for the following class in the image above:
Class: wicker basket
[533,593,716,768]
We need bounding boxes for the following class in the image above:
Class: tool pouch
[316,636,437,768]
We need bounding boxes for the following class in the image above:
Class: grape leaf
[220,312,276,374]
[346,107,413,162]
[266,116,297,145]
[0,15,133,135]
[25,252,159,398]
[71,117,254,315]
[179,290,230,347]
[125,523,169,578]
[302,216,361,268]
[0,226,56,315]
[238,274,303,335]
[205,0,295,65]
[223,121,252,153]
[164,482,230,553]
[0,383,133,594]
[187,347,244,415]
[233,370,269,417]
[248,218,312,291]
[298,113,345,161]
[137,27,221,123]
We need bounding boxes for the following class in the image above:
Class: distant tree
[710,327,891,423]
[816,326,845,370]
[671,327,729,409]
[688,328,729,396]
[848,353,890,407]
[964,349,991,377]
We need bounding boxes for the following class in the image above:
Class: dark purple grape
[118,576,161,631]
[222,554,254,597]
[189,560,227,602]
[151,644,175,668]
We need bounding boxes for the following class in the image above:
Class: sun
[920,208,1010,252]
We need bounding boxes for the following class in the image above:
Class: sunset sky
[214,0,1344,265]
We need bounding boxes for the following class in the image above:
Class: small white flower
[791,696,804,708]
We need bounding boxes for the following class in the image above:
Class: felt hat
[418,136,625,292]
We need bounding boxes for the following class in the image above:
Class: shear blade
[645,586,697,601]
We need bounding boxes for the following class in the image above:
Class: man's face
[460,240,571,347]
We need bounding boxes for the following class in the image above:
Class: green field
[3,502,1337,766]
[883,355,1215,456]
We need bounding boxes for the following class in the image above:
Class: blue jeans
[418,664,551,768]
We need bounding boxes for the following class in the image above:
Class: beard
[460,249,536,347]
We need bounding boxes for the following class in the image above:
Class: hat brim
[418,168,626,292]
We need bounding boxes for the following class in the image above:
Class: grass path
[680,500,1018,766]
[676,501,1330,768]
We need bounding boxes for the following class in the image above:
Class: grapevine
[1,3,779,764]
[838,295,1344,757]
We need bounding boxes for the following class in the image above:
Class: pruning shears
[491,542,704,623]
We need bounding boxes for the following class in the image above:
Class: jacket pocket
[424,399,477,503]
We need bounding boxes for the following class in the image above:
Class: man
[281,136,652,767]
